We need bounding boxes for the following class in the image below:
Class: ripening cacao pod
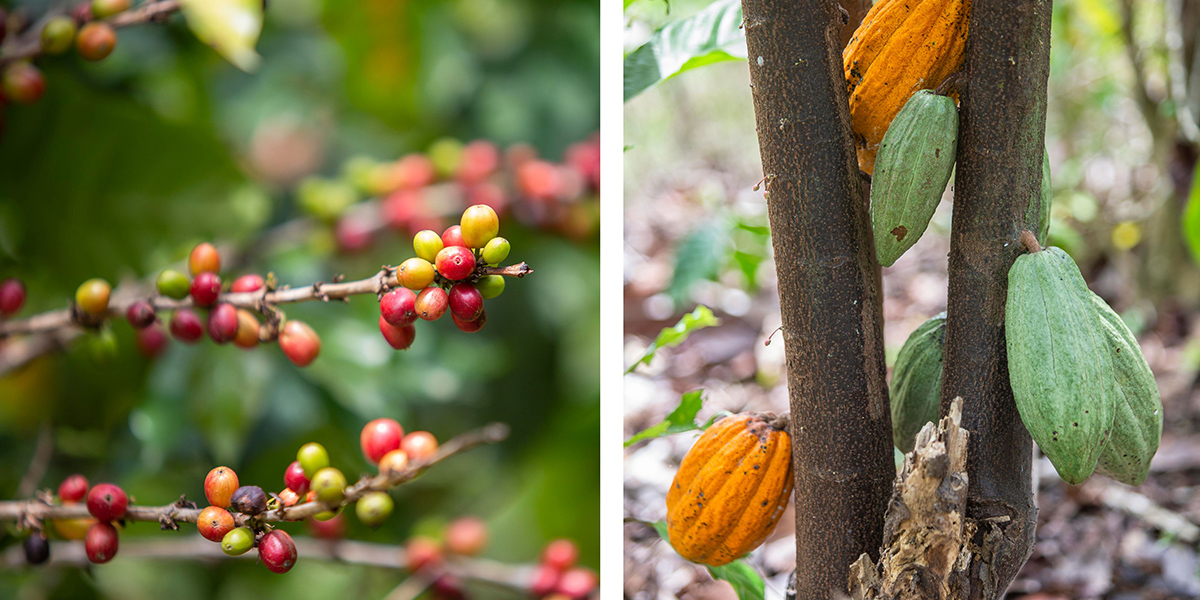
[1006,244,1119,484]
[1089,292,1162,486]
[890,313,946,453]
[665,413,792,566]
[870,91,958,267]
[843,0,971,174]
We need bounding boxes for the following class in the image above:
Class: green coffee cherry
[40,17,77,54]
[476,275,505,299]
[481,237,510,265]
[296,442,330,478]
[311,467,347,506]
[355,491,394,527]
[156,269,191,299]
[221,527,254,556]
[313,506,342,521]
[413,230,444,263]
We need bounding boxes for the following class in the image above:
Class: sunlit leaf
[1184,160,1200,265]
[626,305,720,373]
[669,222,725,303]
[179,0,263,72]
[623,0,746,101]
[624,390,705,446]
[708,560,765,600]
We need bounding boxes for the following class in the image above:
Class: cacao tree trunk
[740,1,892,598]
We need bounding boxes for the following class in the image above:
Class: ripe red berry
[207,303,239,344]
[379,317,417,350]
[85,483,128,522]
[394,153,436,189]
[401,431,438,462]
[360,418,404,464]
[415,287,449,321]
[230,274,264,293]
[441,225,467,248]
[279,320,321,367]
[76,23,117,61]
[406,536,443,572]
[196,506,235,542]
[566,140,601,190]
[555,568,597,599]
[542,539,578,571]
[517,160,563,201]
[204,466,239,508]
[136,323,169,357]
[308,512,345,539]
[467,181,508,214]
[451,309,487,333]
[460,204,499,248]
[456,140,500,185]
[431,574,465,600]
[125,300,156,329]
[233,309,260,348]
[380,288,418,327]
[2,62,46,105]
[169,309,204,343]
[529,564,560,597]
[445,516,488,556]
[435,246,475,281]
[381,189,426,231]
[230,485,268,516]
[284,461,311,496]
[0,278,26,316]
[448,284,483,321]
[259,529,298,574]
[336,215,374,253]
[84,522,119,564]
[58,474,89,503]
[190,272,221,307]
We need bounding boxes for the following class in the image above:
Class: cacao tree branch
[0,0,183,66]
[740,0,893,597]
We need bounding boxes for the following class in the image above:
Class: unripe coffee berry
[156,269,190,299]
[204,466,239,508]
[85,522,119,564]
[75,278,111,316]
[401,431,438,462]
[196,506,235,542]
[230,485,268,516]
[360,418,404,464]
[76,23,117,61]
[190,272,221,307]
[58,474,89,503]
[542,539,578,571]
[448,284,483,321]
[556,568,598,599]
[230,273,264,293]
[435,246,475,281]
[441,225,467,248]
[413,230,444,263]
[481,237,510,266]
[2,62,46,104]
[355,491,394,527]
[475,275,505,300]
[188,242,221,275]
[207,303,239,344]
[379,317,416,350]
[279,320,321,367]
[397,258,436,290]
[451,309,487,333]
[125,300,156,329]
[136,324,169,357]
[221,526,254,556]
[296,442,330,478]
[91,0,131,18]
[24,532,50,565]
[312,505,342,522]
[284,460,311,496]
[460,204,499,248]
[85,483,127,522]
[406,536,443,572]
[169,309,204,343]
[445,516,488,556]
[415,287,449,321]
[233,309,260,348]
[380,287,418,326]
[377,449,410,476]
[41,16,76,54]
[259,529,298,574]
[0,278,26,315]
[311,467,347,506]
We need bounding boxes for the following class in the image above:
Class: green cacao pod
[890,313,946,453]
[1006,246,1119,485]
[870,90,958,267]
[1090,292,1162,485]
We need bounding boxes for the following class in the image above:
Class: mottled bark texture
[939,0,1053,598]
[741,1,893,598]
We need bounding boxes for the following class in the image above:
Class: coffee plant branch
[0,0,182,65]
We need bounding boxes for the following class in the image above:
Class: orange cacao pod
[665,413,792,566]
[843,0,971,174]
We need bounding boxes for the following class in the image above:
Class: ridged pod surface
[1090,292,1162,485]
[889,313,946,453]
[1006,246,1118,484]
[843,0,971,174]
[665,413,792,566]
[870,91,958,267]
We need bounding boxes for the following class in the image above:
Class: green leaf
[652,519,670,542]
[669,222,725,303]
[708,561,766,600]
[623,0,746,102]
[1184,159,1200,265]
[624,390,706,446]
[699,410,733,430]
[179,0,264,72]
[626,305,721,373]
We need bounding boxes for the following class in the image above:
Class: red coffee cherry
[279,320,321,367]
[394,153,435,189]
[360,418,405,465]
[75,23,117,61]
[336,215,374,253]
[415,287,449,321]
[169,309,204,343]
[230,274,264,293]
[529,564,561,597]
[58,474,89,503]
[207,303,238,344]
[136,323,169,357]
[2,62,46,104]
[204,466,239,508]
[196,506,235,542]
[84,522,119,564]
[441,225,467,248]
[517,160,563,201]
[555,568,597,600]
[125,300,156,329]
[451,309,487,334]
[456,140,500,185]
[448,284,483,321]
[406,536,443,572]
[467,181,507,214]
[380,288,418,327]
[258,529,298,574]
[565,139,601,190]
[431,574,465,600]
[381,189,426,231]
[85,483,128,522]
[284,461,311,496]
[542,539,578,571]
[445,516,488,556]
[188,242,221,276]
[434,246,475,281]
[190,272,221,307]
[0,278,26,316]
[379,317,416,350]
[229,485,268,516]
[401,431,438,462]
[459,204,499,248]
[233,309,260,349]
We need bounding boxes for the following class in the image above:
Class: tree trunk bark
[741,1,892,598]
[939,0,1054,598]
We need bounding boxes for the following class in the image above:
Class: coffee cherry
[445,516,488,556]
[190,272,221,307]
[2,62,46,105]
[85,483,127,522]
[279,320,321,366]
[24,532,50,565]
[204,466,239,508]
[40,16,77,55]
[397,258,436,290]
[379,317,417,350]
[76,23,117,61]
[125,300,156,329]
[529,565,561,597]
[307,512,345,539]
[413,230,444,263]
[0,278,26,316]
[395,153,436,189]
[196,506,235,542]
[431,574,466,600]
[188,242,221,275]
[169,309,204,343]
[91,0,131,18]
[381,189,425,231]
[517,160,563,201]
[441,225,467,248]
[156,269,191,299]
[355,491,394,527]
[84,522,118,564]
[53,517,94,540]
[277,487,301,507]
[284,460,311,496]
[542,539,578,571]
[311,467,347,506]
[406,536,442,572]
[456,140,500,185]
[556,568,597,599]
[58,474,89,503]
[296,442,330,478]
[435,246,475,281]
[448,284,483,321]
[468,181,508,214]
[415,287,449,321]
[312,505,342,522]
[475,275,505,300]
[259,530,298,574]
[460,204,499,248]
[360,418,404,464]
[451,309,487,333]
[380,288,418,327]
[336,216,374,253]
[207,303,239,344]
[481,237,510,266]
[565,139,601,190]
[401,431,438,462]
[136,323,169,357]
[230,273,264,293]
[75,278,111,316]
[221,526,254,556]
[230,485,268,516]
[233,309,260,348]
[378,449,410,476]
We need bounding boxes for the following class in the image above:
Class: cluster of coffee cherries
[21,474,128,565]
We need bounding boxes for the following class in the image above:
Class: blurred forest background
[0,0,599,598]
[624,0,1200,598]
